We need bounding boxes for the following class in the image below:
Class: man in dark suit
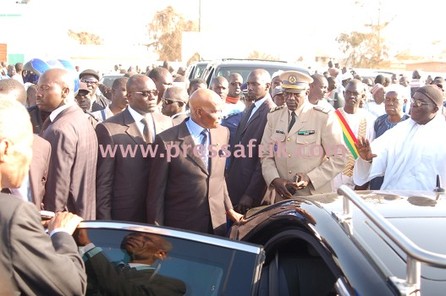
[29,134,51,208]
[76,231,186,295]
[37,68,98,219]
[147,88,243,236]
[96,74,173,222]
[0,99,86,295]
[226,69,276,214]
[0,78,51,208]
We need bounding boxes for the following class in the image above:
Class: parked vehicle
[185,61,210,81]
[100,73,124,88]
[230,186,446,296]
[76,186,446,295]
[77,221,264,295]
[200,59,309,86]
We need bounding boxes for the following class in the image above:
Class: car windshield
[215,64,305,82]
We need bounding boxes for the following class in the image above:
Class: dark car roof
[201,59,309,86]
[232,188,446,295]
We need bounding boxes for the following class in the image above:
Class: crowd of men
[1,59,446,293]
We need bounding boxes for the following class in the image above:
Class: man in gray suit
[0,99,86,295]
[226,69,276,214]
[147,89,243,236]
[96,74,173,222]
[0,78,51,209]
[38,68,98,219]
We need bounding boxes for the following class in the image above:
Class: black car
[229,185,446,296]
[77,186,446,295]
[200,59,309,87]
[77,221,265,295]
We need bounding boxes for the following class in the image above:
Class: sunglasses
[81,79,98,85]
[132,90,159,97]
[162,98,183,105]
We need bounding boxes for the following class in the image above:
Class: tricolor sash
[335,109,359,160]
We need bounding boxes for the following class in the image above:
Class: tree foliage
[336,23,390,69]
[148,6,198,61]
[336,0,392,69]
[247,51,280,61]
[67,30,103,45]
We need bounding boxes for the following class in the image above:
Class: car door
[77,221,265,296]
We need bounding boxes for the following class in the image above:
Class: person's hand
[72,228,91,246]
[355,137,377,162]
[227,209,246,225]
[272,178,297,199]
[47,212,83,235]
[294,173,311,190]
[234,195,253,215]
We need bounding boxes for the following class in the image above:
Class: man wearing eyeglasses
[161,85,189,125]
[354,85,446,190]
[96,74,173,222]
[79,69,109,112]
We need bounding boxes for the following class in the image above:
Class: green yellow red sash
[335,109,359,159]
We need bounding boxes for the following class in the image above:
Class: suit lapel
[239,98,270,138]
[177,122,209,175]
[209,127,224,176]
[122,109,145,145]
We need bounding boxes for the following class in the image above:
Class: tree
[247,51,280,61]
[147,6,198,61]
[67,30,103,45]
[336,1,391,68]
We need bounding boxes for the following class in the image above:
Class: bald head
[0,78,27,105]
[308,74,329,104]
[247,69,271,100]
[41,68,75,93]
[36,68,76,112]
[163,86,188,104]
[210,76,229,101]
[248,69,271,84]
[189,89,223,129]
[228,73,243,98]
[0,99,33,188]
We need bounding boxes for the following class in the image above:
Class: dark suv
[200,59,309,86]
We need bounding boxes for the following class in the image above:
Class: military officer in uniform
[260,70,346,202]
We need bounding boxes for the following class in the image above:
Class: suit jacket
[40,105,98,219]
[146,120,233,236]
[0,194,86,295]
[260,103,346,198]
[84,250,186,295]
[28,105,50,134]
[226,97,276,206]
[29,135,51,209]
[96,108,173,222]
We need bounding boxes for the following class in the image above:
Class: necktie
[288,112,297,132]
[141,118,152,143]
[200,129,209,169]
[238,103,256,134]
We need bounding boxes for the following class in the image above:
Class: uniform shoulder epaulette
[313,105,331,114]
[269,105,285,113]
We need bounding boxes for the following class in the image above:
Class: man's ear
[0,139,11,163]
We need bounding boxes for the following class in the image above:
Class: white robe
[353,114,446,190]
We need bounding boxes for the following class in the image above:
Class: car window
[79,223,264,296]
[100,75,123,88]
